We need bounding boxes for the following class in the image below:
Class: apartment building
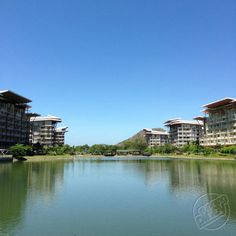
[30,115,67,146]
[143,128,169,147]
[164,118,203,147]
[196,98,236,146]
[55,127,68,145]
[0,90,31,148]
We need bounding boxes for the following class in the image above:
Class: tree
[119,138,148,152]
[10,144,33,158]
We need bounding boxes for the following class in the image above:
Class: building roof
[163,118,182,124]
[164,118,203,126]
[203,97,236,109]
[0,90,31,103]
[30,115,62,122]
[143,128,168,135]
[55,127,68,132]
[194,116,206,121]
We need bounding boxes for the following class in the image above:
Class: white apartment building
[30,115,67,146]
[55,127,68,145]
[143,128,169,147]
[164,118,203,147]
[196,97,236,146]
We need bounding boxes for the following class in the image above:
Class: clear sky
[1,0,235,145]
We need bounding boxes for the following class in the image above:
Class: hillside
[118,128,166,146]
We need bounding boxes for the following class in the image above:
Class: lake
[0,157,236,236]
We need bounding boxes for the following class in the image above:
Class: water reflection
[168,160,236,220]
[0,161,67,234]
[74,158,236,221]
[0,158,236,235]
[0,163,28,233]
[26,161,65,200]
[121,159,236,221]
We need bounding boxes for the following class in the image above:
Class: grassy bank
[152,153,236,161]
[23,153,236,162]
[25,154,104,161]
[25,155,75,161]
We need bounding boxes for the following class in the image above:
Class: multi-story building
[164,118,203,147]
[0,90,31,148]
[30,115,67,146]
[196,97,236,146]
[143,128,169,147]
[55,127,68,145]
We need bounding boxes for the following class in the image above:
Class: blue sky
[1,0,235,145]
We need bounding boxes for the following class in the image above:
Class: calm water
[0,157,236,236]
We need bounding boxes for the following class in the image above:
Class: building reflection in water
[0,163,28,234]
[0,158,236,235]
[0,161,67,234]
[122,159,236,221]
[167,160,236,220]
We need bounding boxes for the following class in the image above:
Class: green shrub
[10,144,33,158]
[150,144,177,154]
[43,145,78,156]
[202,147,214,156]
[220,146,236,154]
[181,143,200,154]
[75,145,90,154]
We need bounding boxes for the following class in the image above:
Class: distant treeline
[146,143,236,156]
[9,140,236,158]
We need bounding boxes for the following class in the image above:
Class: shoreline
[23,154,236,162]
[152,154,236,161]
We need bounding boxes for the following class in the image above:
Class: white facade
[30,115,67,146]
[164,119,204,147]
[55,127,68,145]
[143,128,169,147]
[199,98,236,146]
